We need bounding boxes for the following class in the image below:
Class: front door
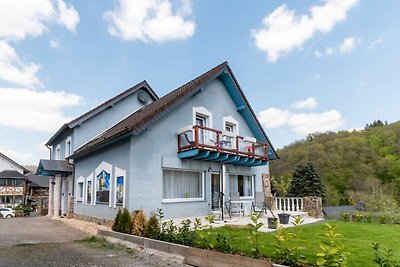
[211,173,220,210]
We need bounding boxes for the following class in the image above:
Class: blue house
[38,62,278,221]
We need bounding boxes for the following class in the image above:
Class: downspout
[46,145,52,160]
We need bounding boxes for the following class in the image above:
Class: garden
[111,208,400,266]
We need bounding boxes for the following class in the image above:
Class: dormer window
[55,145,61,160]
[65,136,72,158]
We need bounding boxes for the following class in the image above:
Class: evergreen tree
[112,209,122,232]
[288,163,325,200]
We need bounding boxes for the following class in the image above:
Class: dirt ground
[0,238,187,267]
[0,217,188,267]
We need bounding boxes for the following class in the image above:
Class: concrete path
[0,217,89,247]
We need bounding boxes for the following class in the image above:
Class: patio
[170,209,324,233]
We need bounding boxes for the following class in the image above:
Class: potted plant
[264,196,278,229]
[271,175,292,224]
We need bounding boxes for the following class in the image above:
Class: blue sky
[0,0,399,165]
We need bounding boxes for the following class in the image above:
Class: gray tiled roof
[0,170,27,179]
[69,62,278,160]
[26,173,50,188]
[46,81,159,146]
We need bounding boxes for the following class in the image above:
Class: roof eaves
[223,64,279,160]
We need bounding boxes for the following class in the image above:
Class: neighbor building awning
[36,160,73,176]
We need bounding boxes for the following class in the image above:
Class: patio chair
[226,192,244,218]
[252,192,266,214]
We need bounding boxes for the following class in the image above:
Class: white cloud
[258,98,344,135]
[367,37,383,50]
[0,0,79,41]
[291,97,317,110]
[287,110,344,135]
[49,39,60,49]
[104,0,195,43]
[0,41,41,87]
[258,108,291,128]
[251,0,359,62]
[314,50,323,58]
[339,36,360,53]
[0,148,34,165]
[0,87,82,133]
[55,0,79,32]
[325,46,335,55]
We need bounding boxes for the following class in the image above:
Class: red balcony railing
[177,125,268,160]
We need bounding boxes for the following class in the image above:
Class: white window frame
[193,107,213,129]
[76,176,85,203]
[95,162,113,207]
[229,173,255,200]
[223,116,239,136]
[55,144,61,160]
[65,136,72,158]
[114,167,126,208]
[162,168,205,203]
[86,173,94,205]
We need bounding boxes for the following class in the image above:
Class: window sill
[162,198,205,204]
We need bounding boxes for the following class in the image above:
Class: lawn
[214,221,400,266]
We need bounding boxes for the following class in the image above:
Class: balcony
[177,125,268,167]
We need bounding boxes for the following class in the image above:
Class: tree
[288,163,325,200]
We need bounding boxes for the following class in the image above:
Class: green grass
[75,236,137,256]
[212,221,400,266]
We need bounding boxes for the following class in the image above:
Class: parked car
[0,208,15,218]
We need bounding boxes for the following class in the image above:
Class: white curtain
[163,170,202,199]
[230,174,253,197]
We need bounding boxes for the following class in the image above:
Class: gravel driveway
[0,217,187,266]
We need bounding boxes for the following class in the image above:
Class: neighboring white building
[0,152,29,175]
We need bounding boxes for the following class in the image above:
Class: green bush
[316,224,347,266]
[112,209,122,232]
[112,208,132,234]
[341,212,351,222]
[372,243,400,267]
[144,213,160,239]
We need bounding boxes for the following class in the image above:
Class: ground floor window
[77,182,84,202]
[0,195,23,204]
[87,180,92,203]
[96,170,110,204]
[163,169,204,201]
[229,174,254,197]
[116,176,124,205]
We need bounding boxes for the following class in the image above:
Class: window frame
[65,136,72,158]
[162,168,205,203]
[229,173,255,200]
[55,144,61,160]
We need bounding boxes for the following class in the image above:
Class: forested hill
[270,121,400,205]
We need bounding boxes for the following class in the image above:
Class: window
[163,169,204,202]
[229,174,254,198]
[0,179,5,186]
[116,176,124,205]
[225,123,234,132]
[77,182,84,202]
[196,115,207,145]
[55,145,61,160]
[87,180,92,203]
[65,137,72,157]
[96,170,110,204]
[14,195,23,204]
[15,179,23,187]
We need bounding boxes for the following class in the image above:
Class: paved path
[0,217,89,247]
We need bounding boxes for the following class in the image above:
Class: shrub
[112,209,122,232]
[119,208,133,234]
[372,243,400,267]
[144,213,160,239]
[247,212,264,257]
[176,219,196,246]
[131,210,146,236]
[364,213,373,223]
[341,212,351,222]
[273,216,306,266]
[316,224,347,266]
[353,213,364,222]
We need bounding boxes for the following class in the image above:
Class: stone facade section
[303,196,323,218]
[261,173,275,213]
[71,213,114,227]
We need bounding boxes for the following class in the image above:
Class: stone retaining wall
[70,213,114,227]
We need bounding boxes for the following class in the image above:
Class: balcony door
[211,173,220,210]
[196,115,207,145]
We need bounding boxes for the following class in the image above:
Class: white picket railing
[275,197,304,212]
